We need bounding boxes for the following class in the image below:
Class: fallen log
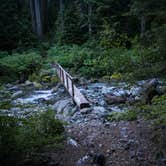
[54,63,90,109]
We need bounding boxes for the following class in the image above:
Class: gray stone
[67,138,79,147]
[141,78,160,104]
[52,98,73,114]
[51,83,62,93]
[11,90,23,99]
[130,86,142,96]
[11,107,21,112]
[156,86,166,95]
[77,155,90,166]
[80,108,92,114]
[25,80,33,86]
[157,158,166,166]
[93,106,106,116]
[8,85,20,91]
[104,94,126,104]
[33,82,42,89]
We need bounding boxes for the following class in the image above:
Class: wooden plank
[55,63,90,109]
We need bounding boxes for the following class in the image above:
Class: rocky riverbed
[0,78,166,166]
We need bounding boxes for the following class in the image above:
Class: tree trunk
[30,0,36,33]
[141,15,146,37]
[59,0,64,33]
[17,0,23,11]
[30,0,48,39]
[41,0,48,33]
[34,0,43,39]
[88,2,92,36]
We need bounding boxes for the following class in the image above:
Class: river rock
[25,80,33,86]
[8,85,20,91]
[77,155,90,166]
[130,86,142,97]
[52,98,74,114]
[157,158,166,166]
[80,108,92,114]
[93,106,107,116]
[67,138,79,147]
[11,90,23,99]
[104,94,126,105]
[156,86,166,95]
[51,83,63,93]
[33,82,42,89]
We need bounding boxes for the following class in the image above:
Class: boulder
[141,78,160,104]
[33,82,42,89]
[25,80,33,86]
[156,86,166,95]
[52,98,71,113]
[11,90,23,99]
[104,94,126,105]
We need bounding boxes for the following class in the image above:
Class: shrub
[108,95,166,125]
[0,52,43,82]
[46,43,164,79]
[107,110,137,122]
[0,110,65,165]
[99,23,129,49]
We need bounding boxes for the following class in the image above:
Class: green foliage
[107,110,137,122]
[0,0,37,50]
[107,94,166,125]
[47,43,164,79]
[0,52,43,82]
[156,25,166,61]
[0,100,12,110]
[0,110,65,165]
[99,23,129,49]
[141,95,166,125]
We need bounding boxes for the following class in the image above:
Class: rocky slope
[0,78,166,166]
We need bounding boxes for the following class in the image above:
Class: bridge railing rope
[55,63,90,109]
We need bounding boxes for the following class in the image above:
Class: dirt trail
[43,118,166,166]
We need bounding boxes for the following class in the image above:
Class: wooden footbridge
[54,63,90,109]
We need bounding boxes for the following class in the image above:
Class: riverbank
[0,77,166,165]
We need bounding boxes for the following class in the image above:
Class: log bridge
[55,63,90,109]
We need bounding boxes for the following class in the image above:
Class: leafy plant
[107,110,137,122]
[0,52,42,82]
[0,110,65,165]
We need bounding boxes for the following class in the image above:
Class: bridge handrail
[54,63,90,108]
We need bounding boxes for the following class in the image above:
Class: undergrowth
[107,95,166,126]
[0,110,65,165]
[47,44,165,80]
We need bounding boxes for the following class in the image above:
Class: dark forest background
[0,0,166,82]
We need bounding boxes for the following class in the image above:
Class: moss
[110,72,122,80]
[101,75,111,81]
[29,73,41,82]
[41,75,51,83]
[0,100,12,109]
[51,75,59,84]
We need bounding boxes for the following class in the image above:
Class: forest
[0,0,166,166]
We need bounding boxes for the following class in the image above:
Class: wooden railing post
[71,81,74,99]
